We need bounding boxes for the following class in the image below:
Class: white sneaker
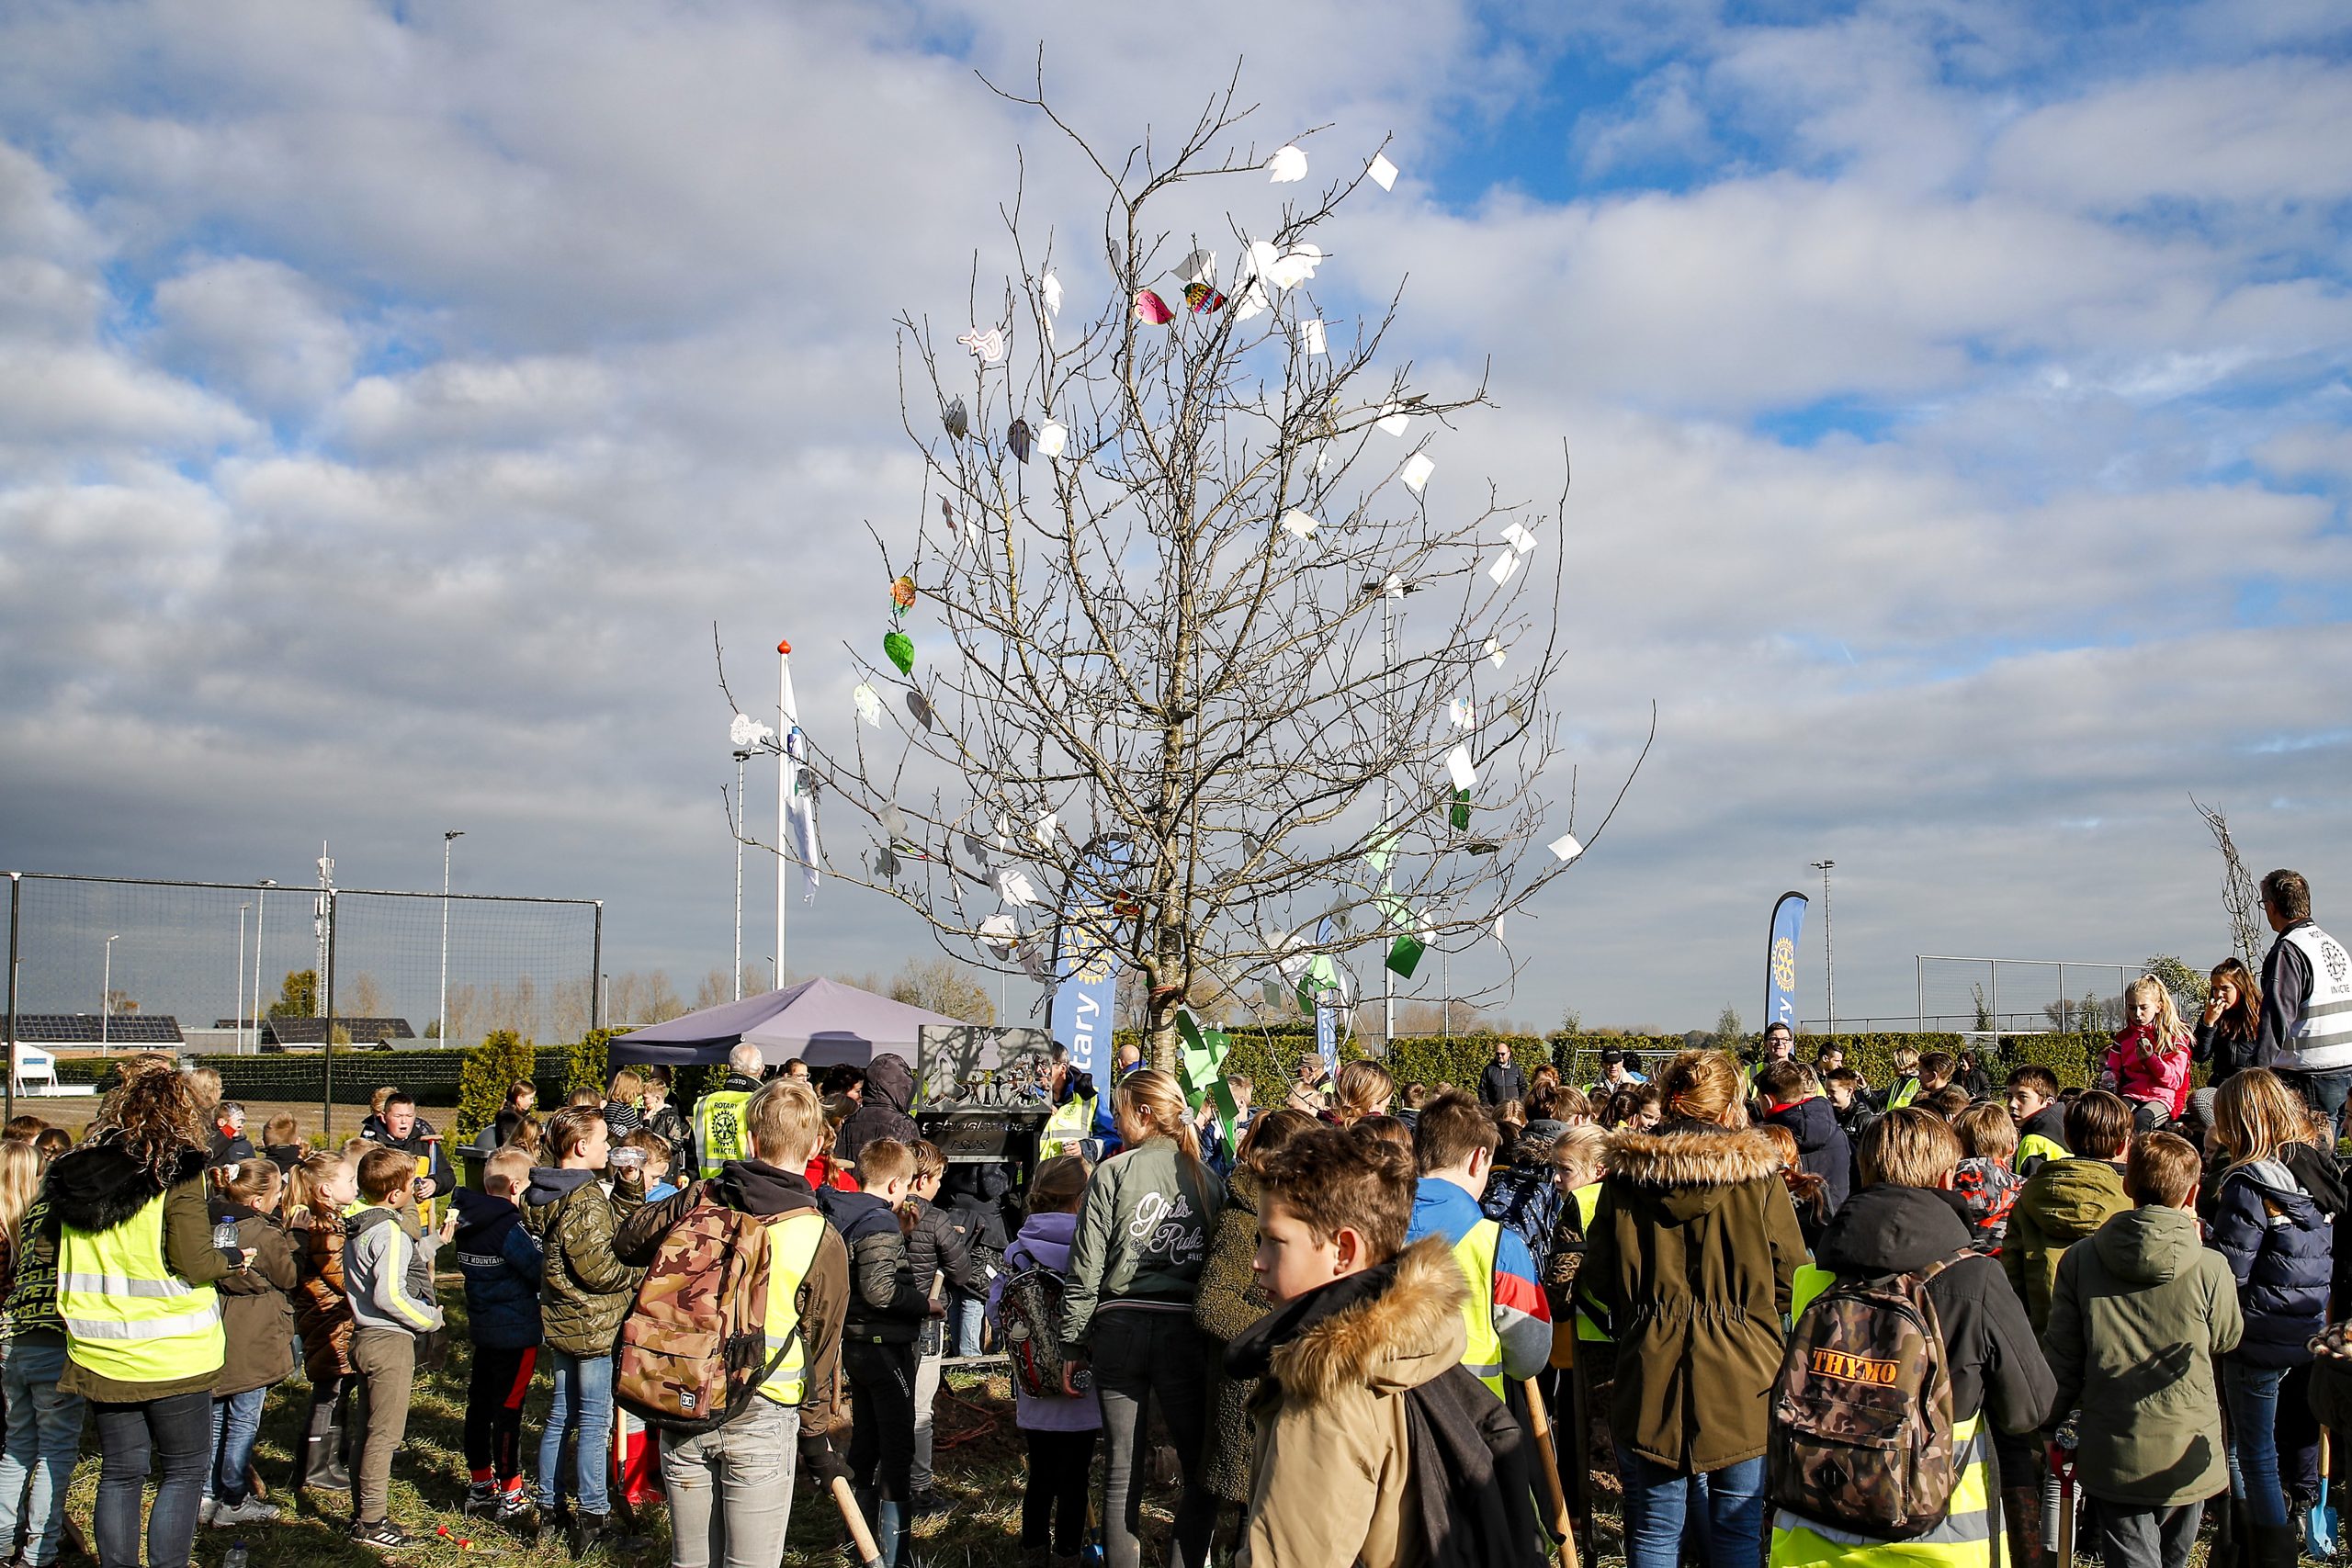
[210,1496,281,1527]
[198,1500,218,1528]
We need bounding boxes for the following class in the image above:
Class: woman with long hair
[2195,957,2263,1111]
[48,1056,243,1568]
[1324,1060,1394,1129]
[1194,1107,1316,1516]
[1586,1050,1804,1568]
[1060,1068,1225,1568]
[2209,1067,2333,1562]
[0,1137,78,1568]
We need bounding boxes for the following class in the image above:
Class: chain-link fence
[5,871,601,1081]
[1914,954,2141,1033]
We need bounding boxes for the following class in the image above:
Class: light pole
[733,750,751,1000]
[1364,575,1418,1051]
[253,879,275,1045]
[236,904,250,1054]
[101,933,119,1052]
[1810,859,1837,1036]
[440,831,465,1048]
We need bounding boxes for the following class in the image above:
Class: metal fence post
[591,901,603,1032]
[322,889,337,1143]
[6,874,17,1127]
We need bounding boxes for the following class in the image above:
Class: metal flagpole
[777,643,788,994]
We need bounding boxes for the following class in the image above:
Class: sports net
[1913,954,2139,1034]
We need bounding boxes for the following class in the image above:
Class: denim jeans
[2224,1359,2292,1528]
[660,1398,799,1568]
[949,1293,985,1359]
[1092,1310,1215,1568]
[206,1388,266,1506]
[0,1337,85,1566]
[535,1349,614,1517]
[91,1389,212,1568]
[1615,1447,1766,1568]
[2282,1068,2352,1140]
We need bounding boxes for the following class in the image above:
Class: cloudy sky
[4,0,2348,1037]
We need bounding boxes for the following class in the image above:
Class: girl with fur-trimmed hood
[1586,1049,1805,1568]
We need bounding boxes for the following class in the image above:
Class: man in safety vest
[2256,868,2352,1136]
[615,1076,851,1568]
[1038,1065,1098,1161]
[1743,1022,1797,1093]
[1402,1089,1551,1398]
[692,1042,767,1180]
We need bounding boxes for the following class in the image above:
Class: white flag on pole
[781,652,820,902]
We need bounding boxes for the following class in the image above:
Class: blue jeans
[208,1388,266,1506]
[0,1337,85,1566]
[535,1349,613,1517]
[2283,1068,2352,1140]
[1616,1447,1766,1568]
[92,1390,212,1568]
[950,1293,985,1359]
[2225,1359,2291,1528]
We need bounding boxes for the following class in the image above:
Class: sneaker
[210,1497,281,1528]
[910,1489,950,1517]
[462,1482,499,1517]
[349,1518,413,1551]
[197,1500,218,1529]
[495,1491,535,1530]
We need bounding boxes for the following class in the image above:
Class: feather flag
[779,643,820,903]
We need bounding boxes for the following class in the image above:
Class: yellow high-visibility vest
[695,1090,755,1180]
[1450,1219,1507,1399]
[1570,1183,1608,1343]
[1770,1410,1998,1566]
[756,1211,830,1406]
[1038,1094,1096,1162]
[59,1191,224,1385]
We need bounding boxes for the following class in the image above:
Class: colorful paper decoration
[1184,282,1227,313]
[1266,145,1307,183]
[1451,788,1472,831]
[1008,418,1033,463]
[884,630,914,676]
[1386,932,1425,978]
[1449,697,1476,729]
[891,575,917,612]
[942,397,967,439]
[1134,289,1175,325]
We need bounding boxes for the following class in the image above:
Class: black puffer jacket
[1762,1094,1851,1213]
[2210,1157,2333,1369]
[819,1187,928,1346]
[905,1196,981,1355]
[835,1055,921,1172]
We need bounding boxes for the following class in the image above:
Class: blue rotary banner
[1765,890,1809,1033]
[1050,838,1129,1077]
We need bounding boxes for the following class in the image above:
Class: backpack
[1767,1256,1964,1539]
[996,1258,1087,1399]
[615,1193,805,1435]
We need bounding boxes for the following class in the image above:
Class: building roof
[259,1017,416,1046]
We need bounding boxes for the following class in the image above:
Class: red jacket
[2105,1024,2191,1117]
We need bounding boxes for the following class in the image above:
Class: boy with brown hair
[1229,1125,1546,1568]
[2043,1132,2240,1568]
[902,1139,980,1515]
[2007,1064,2070,1175]
[1404,1091,1552,1394]
[451,1145,543,1522]
[344,1144,447,1549]
[819,1136,929,1565]
[1756,1059,1850,1213]
[2006,1089,2134,1332]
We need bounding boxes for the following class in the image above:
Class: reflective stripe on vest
[2016,1133,2067,1174]
[1570,1184,1607,1342]
[695,1091,754,1179]
[1038,1095,1095,1161]
[756,1211,829,1406]
[1887,1077,1920,1111]
[1768,1411,1996,1566]
[2284,924,2352,1069]
[1450,1219,1507,1398]
[58,1192,223,1384]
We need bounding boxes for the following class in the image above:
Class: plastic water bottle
[223,1541,248,1568]
[211,1221,238,1253]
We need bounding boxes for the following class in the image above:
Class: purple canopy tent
[606,976,971,1071]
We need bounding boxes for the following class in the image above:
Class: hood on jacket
[1606,1121,1781,1222]
[1767,1096,1838,1146]
[2020,1156,2129,1241]
[2282,1142,2348,1219]
[46,1143,208,1235]
[451,1185,522,1247]
[1815,1183,1975,1276]
[820,1185,904,1243]
[2231,1158,2328,1229]
[2090,1204,2203,1286]
[524,1166,600,1208]
[345,1204,408,1240]
[865,1054,915,1115]
[1012,1210,1080,1252]
[1226,1235,1467,1402]
[711,1157,820,1218]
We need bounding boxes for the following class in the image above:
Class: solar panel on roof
[6,1014,185,1044]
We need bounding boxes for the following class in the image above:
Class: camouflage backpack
[615,1193,804,1435]
[1767,1255,1964,1539]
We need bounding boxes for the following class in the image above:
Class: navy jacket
[2210,1157,2333,1369]
[1763,1094,1851,1213]
[451,1185,545,1350]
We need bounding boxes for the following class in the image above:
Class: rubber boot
[874,1499,904,1568]
[300,1399,348,1494]
[325,1384,356,1490]
[2250,1523,2300,1568]
[2001,1487,2045,1568]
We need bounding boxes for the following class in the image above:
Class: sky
[3,0,2349,1038]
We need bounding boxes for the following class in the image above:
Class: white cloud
[150,255,357,413]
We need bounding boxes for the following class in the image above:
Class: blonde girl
[2105,976,2193,1129]
[0,1139,75,1567]
[1062,1068,1225,1568]
[0,1140,42,1288]
[1326,1058,1395,1128]
[286,1153,358,1495]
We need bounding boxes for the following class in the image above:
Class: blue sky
[2,0,2348,1036]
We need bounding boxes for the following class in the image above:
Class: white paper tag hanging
[1445,744,1476,791]
[1487,550,1520,586]
[1267,145,1308,183]
[995,866,1040,907]
[1448,697,1476,729]
[1368,153,1398,191]
[1301,319,1327,355]
[1040,273,1062,317]
[1502,523,1538,554]
[1400,453,1434,494]
[1033,812,1057,847]
[1486,637,1506,668]
[1279,509,1318,539]
[1035,421,1069,458]
[1377,403,1409,436]
[852,683,883,728]
[978,912,1020,960]
[1548,832,1585,864]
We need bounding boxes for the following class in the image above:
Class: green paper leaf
[884,630,914,676]
[1386,932,1425,979]
[1450,787,1471,831]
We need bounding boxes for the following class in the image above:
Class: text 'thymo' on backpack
[996,1262,1090,1400]
[1767,1256,1964,1539]
[616,1197,811,1435]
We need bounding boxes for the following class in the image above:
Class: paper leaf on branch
[941,396,967,439]
[1487,550,1520,586]
[851,683,882,728]
[1314,446,1334,475]
[1448,697,1476,729]
[728,713,775,750]
[1033,812,1057,847]
[1386,932,1425,978]
[978,913,1020,961]
[1035,421,1069,459]
[1368,152,1399,191]
[1400,453,1434,494]
[1301,319,1327,355]
[961,832,990,869]
[1266,144,1307,183]
[1242,239,1279,283]
[1133,288,1175,325]
[905,691,936,732]
[875,846,900,880]
[1548,832,1585,864]
[1485,637,1506,668]
[1382,573,1405,599]
[1174,249,1217,286]
[892,575,917,611]
[880,802,911,842]
[1265,243,1322,291]
[1231,280,1270,322]
[1502,523,1538,554]
[1494,914,1506,946]
[884,630,914,676]
[1184,282,1227,313]
[1007,418,1032,464]
[1040,273,1062,317]
[1451,787,1472,831]
[995,866,1040,908]
[1279,509,1318,540]
[1445,744,1477,792]
[956,325,1005,366]
[1376,403,1410,437]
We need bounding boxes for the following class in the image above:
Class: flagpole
[777,640,789,995]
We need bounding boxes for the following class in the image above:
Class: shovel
[830,1476,885,1568]
[2056,1477,2075,1568]
[2311,1428,2342,1560]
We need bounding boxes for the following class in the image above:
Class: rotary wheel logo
[1771,937,1797,992]
[2326,941,2348,987]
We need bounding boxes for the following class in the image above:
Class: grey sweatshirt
[343,1204,445,1334]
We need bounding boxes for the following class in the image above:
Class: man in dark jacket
[1756,1060,1851,1213]
[1769,1107,2056,1568]
[834,1054,921,1173]
[613,1078,851,1568]
[1477,1040,1525,1109]
[2255,869,2352,1134]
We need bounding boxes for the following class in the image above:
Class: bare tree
[2191,795,2264,970]
[888,956,999,1026]
[722,69,1647,1066]
[343,972,388,1019]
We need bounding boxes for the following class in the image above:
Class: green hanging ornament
[1386,932,1426,979]
[884,629,914,676]
[1450,787,1472,832]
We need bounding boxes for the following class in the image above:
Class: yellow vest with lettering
[1038,1094,1096,1161]
[756,1210,830,1406]
[695,1089,755,1180]
[59,1191,225,1385]
[1450,1219,1507,1398]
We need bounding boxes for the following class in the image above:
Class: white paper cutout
[1377,403,1410,436]
[957,326,1005,366]
[729,713,775,750]
[1033,811,1057,847]
[978,913,1021,961]
[1314,446,1334,475]
[1548,832,1585,864]
[1280,509,1318,539]
[1449,697,1476,729]
[1502,523,1538,554]
[1035,421,1069,458]
[1400,453,1434,494]
[1231,281,1270,322]
[1383,573,1405,599]
[1301,319,1327,355]
[1494,913,1507,945]
[1264,243,1323,291]
[1041,273,1062,317]
[1486,637,1506,667]
[1175,249,1217,286]
[1445,744,1476,792]
[1369,153,1398,191]
[852,683,882,728]
[995,867,1040,907]
[1266,144,1308,184]
[1488,550,1521,586]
